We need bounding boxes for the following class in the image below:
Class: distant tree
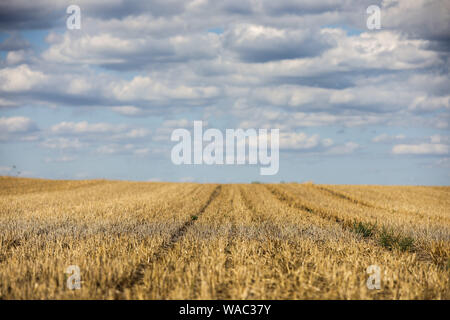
[11,165,20,176]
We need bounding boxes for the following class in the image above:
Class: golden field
[0,176,449,299]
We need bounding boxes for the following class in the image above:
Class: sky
[0,0,449,185]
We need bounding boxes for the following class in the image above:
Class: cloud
[372,133,406,143]
[41,137,84,150]
[110,75,220,102]
[0,0,64,30]
[279,132,333,150]
[223,24,333,62]
[430,134,450,144]
[96,143,149,156]
[111,106,146,116]
[409,95,450,112]
[0,0,186,31]
[96,144,133,155]
[381,0,450,43]
[50,121,127,134]
[50,121,150,141]
[262,0,345,15]
[42,31,220,70]
[153,119,198,142]
[44,155,76,163]
[0,14,446,129]
[5,50,28,65]
[0,64,46,92]
[0,116,36,133]
[392,135,450,155]
[328,142,359,155]
[0,98,19,108]
[238,109,383,130]
[392,143,449,155]
[0,116,38,141]
[0,0,449,184]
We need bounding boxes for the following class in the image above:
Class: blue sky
[0,0,449,184]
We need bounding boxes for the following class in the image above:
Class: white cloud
[0,64,46,91]
[0,116,37,141]
[430,134,449,144]
[392,143,449,155]
[96,144,132,155]
[41,138,84,149]
[51,121,127,134]
[328,142,359,155]
[279,132,332,150]
[392,135,450,155]
[44,156,76,163]
[111,106,145,116]
[6,50,28,65]
[110,75,220,102]
[50,121,150,142]
[119,128,148,139]
[372,133,406,143]
[0,116,36,133]
[95,143,148,155]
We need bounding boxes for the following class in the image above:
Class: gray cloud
[223,25,334,62]
[0,0,449,167]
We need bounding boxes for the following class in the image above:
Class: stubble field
[0,176,449,299]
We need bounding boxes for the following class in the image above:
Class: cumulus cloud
[0,116,36,133]
[0,116,38,141]
[96,143,149,156]
[327,142,360,155]
[5,50,28,65]
[409,95,450,112]
[44,155,76,163]
[372,133,406,143]
[279,132,333,150]
[223,24,333,63]
[50,121,150,140]
[392,143,449,155]
[392,135,450,155]
[381,0,450,43]
[0,64,46,92]
[50,121,127,134]
[111,106,146,116]
[42,31,220,70]
[41,137,84,150]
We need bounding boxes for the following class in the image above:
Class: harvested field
[0,177,449,299]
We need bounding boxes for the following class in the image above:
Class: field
[0,176,449,299]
